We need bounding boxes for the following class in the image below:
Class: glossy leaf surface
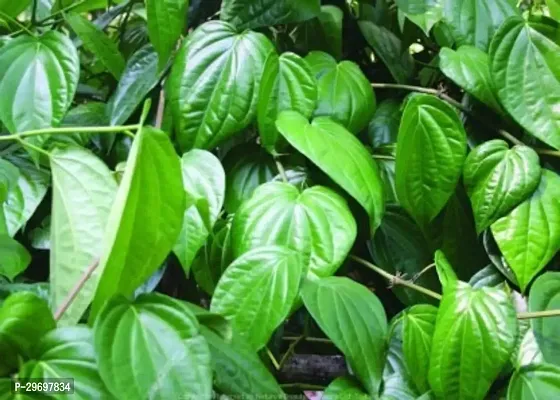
[507,363,560,399]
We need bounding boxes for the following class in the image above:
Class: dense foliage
[0,0,559,399]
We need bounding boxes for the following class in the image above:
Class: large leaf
[491,170,560,292]
[443,0,518,50]
[89,127,185,322]
[220,0,320,30]
[276,111,385,233]
[210,246,303,350]
[66,14,125,79]
[0,31,79,133]
[306,52,375,134]
[507,363,560,399]
[439,46,502,112]
[94,294,212,399]
[107,44,160,126]
[399,3,443,36]
[18,327,111,399]
[200,327,284,398]
[395,94,467,228]
[357,21,414,84]
[301,277,388,396]
[232,183,356,279]
[0,0,31,17]
[463,140,541,234]
[490,16,560,150]
[167,21,272,152]
[173,150,225,275]
[0,233,31,281]
[257,51,317,154]
[146,0,189,70]
[529,272,560,366]
[0,292,55,375]
[50,146,117,326]
[428,282,518,400]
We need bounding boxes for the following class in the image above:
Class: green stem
[0,11,34,36]
[372,154,395,161]
[280,383,326,390]
[0,124,140,142]
[36,0,88,25]
[17,138,51,158]
[283,336,332,344]
[517,310,560,320]
[275,158,289,183]
[278,335,304,370]
[265,347,280,370]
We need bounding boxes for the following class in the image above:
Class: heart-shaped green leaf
[463,140,541,234]
[167,21,273,151]
[323,377,369,400]
[276,111,385,233]
[50,146,117,326]
[173,150,225,276]
[258,51,317,153]
[428,282,518,400]
[490,16,560,150]
[491,170,560,292]
[507,363,560,399]
[90,127,185,322]
[301,276,388,396]
[396,94,467,228]
[94,294,212,399]
[293,5,344,60]
[0,31,79,133]
[232,182,356,279]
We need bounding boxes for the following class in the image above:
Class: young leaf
[0,292,55,375]
[276,111,385,233]
[173,150,225,276]
[395,94,467,228]
[0,31,79,133]
[490,16,560,150]
[146,0,189,70]
[107,44,160,126]
[529,272,560,366]
[0,231,31,280]
[89,127,185,322]
[323,376,369,400]
[443,0,518,50]
[257,51,317,154]
[220,0,320,30]
[439,46,502,113]
[491,170,560,292]
[18,327,111,399]
[507,363,560,399]
[66,14,125,79]
[231,183,356,279]
[94,294,212,399]
[50,146,117,325]
[167,21,273,152]
[428,282,518,400]
[463,140,541,234]
[301,277,388,396]
[210,246,304,350]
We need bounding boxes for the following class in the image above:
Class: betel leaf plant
[0,0,559,399]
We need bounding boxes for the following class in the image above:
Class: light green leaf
[183,303,232,342]
[54,0,107,13]
[400,2,443,36]
[276,111,385,233]
[0,279,49,305]
[107,44,159,126]
[304,50,338,79]
[366,99,401,149]
[396,94,467,228]
[381,373,421,400]
[0,0,32,17]
[167,21,273,152]
[210,246,303,350]
[0,31,79,133]
[490,16,560,150]
[428,282,518,400]
[323,376,369,400]
[434,250,459,289]
[301,276,388,396]
[89,127,185,323]
[257,51,317,154]
[515,328,544,368]
[463,140,541,234]
[507,363,560,399]
[396,0,439,15]
[0,235,30,281]
[443,0,518,50]
[173,150,225,276]
[18,327,111,400]
[491,170,560,292]
[146,0,189,70]
[66,14,125,79]
[0,292,55,375]
[94,294,212,399]
[439,46,502,112]
[232,183,356,279]
[548,0,560,20]
[220,0,320,30]
[384,315,407,379]
[529,272,560,366]
[358,21,414,84]
[49,146,117,326]
[60,102,111,152]
[0,159,19,203]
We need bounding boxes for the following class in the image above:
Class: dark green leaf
[507,363,560,399]
[381,373,420,400]
[60,102,111,152]
[384,315,407,379]
[468,264,506,289]
[0,159,19,204]
[367,99,402,149]
[323,376,369,400]
[183,303,232,342]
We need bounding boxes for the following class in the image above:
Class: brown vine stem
[371,83,560,157]
[283,336,332,344]
[53,259,99,321]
